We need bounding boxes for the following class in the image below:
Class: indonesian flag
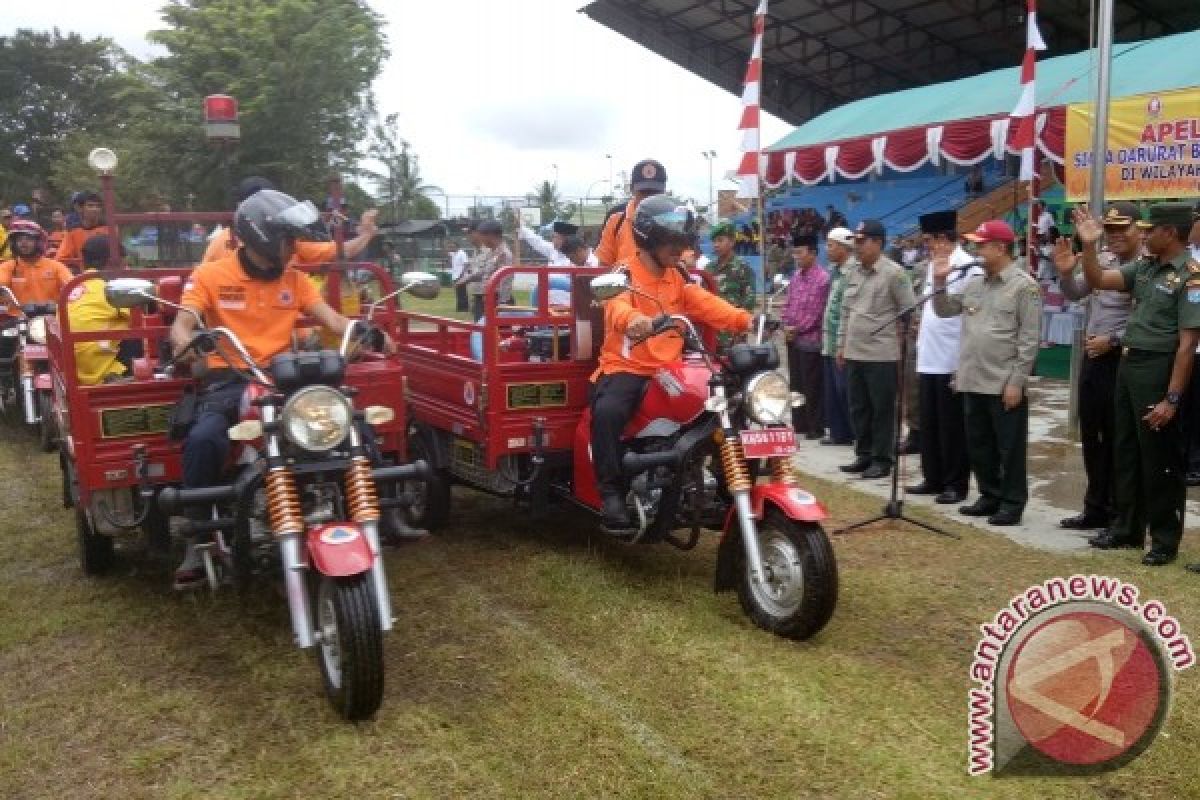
[735,0,768,199]
[1010,0,1047,181]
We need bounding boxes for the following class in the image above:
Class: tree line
[0,1,438,222]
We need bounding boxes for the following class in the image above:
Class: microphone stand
[834,267,975,539]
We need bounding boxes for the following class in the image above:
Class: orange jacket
[0,256,75,306]
[595,251,752,379]
[595,199,640,267]
[181,252,323,369]
[54,225,103,263]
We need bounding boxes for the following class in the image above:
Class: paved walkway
[788,377,1200,553]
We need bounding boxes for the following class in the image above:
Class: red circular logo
[1005,610,1168,767]
[641,163,657,179]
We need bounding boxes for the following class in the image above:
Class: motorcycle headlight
[745,371,791,426]
[28,317,46,345]
[281,386,352,452]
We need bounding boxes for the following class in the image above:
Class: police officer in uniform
[837,220,916,480]
[1052,203,1136,532]
[932,220,1041,526]
[1073,203,1200,565]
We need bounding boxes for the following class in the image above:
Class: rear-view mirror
[590,273,629,301]
[399,271,440,300]
[104,278,157,309]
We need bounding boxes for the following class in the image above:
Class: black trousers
[455,283,469,313]
[846,360,897,467]
[788,345,824,434]
[1078,350,1120,519]
[589,373,650,493]
[963,392,1028,515]
[918,373,969,494]
[1186,353,1200,474]
[1110,350,1185,553]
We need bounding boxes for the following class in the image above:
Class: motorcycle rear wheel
[314,574,384,721]
[402,431,450,531]
[736,509,837,640]
[37,391,55,452]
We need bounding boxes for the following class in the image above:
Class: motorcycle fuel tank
[624,355,712,439]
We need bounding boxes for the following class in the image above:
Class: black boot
[600,490,634,534]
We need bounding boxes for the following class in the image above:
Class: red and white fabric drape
[734,0,768,199]
[762,107,1066,188]
[1011,0,1047,180]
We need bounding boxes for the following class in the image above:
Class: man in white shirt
[1036,205,1056,238]
[908,211,984,504]
[446,239,469,311]
[518,220,597,267]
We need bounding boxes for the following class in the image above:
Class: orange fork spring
[345,456,380,523]
[265,467,304,536]
[770,457,798,486]
[718,437,753,493]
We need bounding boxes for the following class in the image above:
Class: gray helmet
[234,189,328,272]
[631,194,695,251]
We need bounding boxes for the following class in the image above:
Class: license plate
[740,428,796,458]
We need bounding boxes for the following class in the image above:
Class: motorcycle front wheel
[314,573,384,721]
[736,509,837,640]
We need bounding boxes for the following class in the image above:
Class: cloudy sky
[8,0,791,213]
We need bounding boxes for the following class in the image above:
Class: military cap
[918,210,957,235]
[1102,201,1141,227]
[1136,202,1194,229]
[710,221,736,240]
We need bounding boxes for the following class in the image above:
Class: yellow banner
[1065,87,1200,201]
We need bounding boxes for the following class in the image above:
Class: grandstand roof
[769,28,1200,151]
[579,1,1200,126]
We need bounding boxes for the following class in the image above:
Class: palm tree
[534,179,570,225]
[363,114,442,222]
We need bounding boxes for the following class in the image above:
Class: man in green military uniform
[708,221,757,312]
[707,221,757,347]
[837,219,916,480]
[1073,203,1200,566]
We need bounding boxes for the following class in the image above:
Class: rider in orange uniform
[169,189,392,589]
[594,159,668,267]
[0,220,74,305]
[591,195,753,531]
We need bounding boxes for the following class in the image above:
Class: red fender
[306,523,374,577]
[723,482,828,534]
[715,483,828,593]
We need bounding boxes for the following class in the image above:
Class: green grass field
[1,422,1198,799]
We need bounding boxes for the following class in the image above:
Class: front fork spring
[769,456,798,486]
[718,436,752,492]
[345,455,381,523]
[264,467,304,536]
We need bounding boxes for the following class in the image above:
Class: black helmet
[631,195,696,251]
[81,234,126,269]
[234,189,328,276]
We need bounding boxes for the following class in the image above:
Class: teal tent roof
[768,30,1200,152]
